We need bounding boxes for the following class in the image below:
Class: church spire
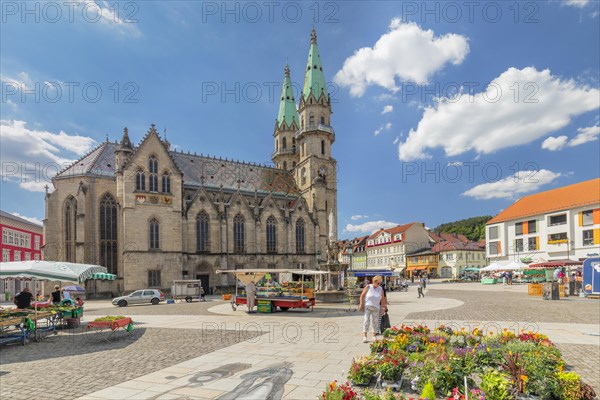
[277,64,299,130]
[303,27,327,101]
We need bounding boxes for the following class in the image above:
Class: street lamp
[347,244,354,272]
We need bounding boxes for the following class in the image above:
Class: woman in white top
[358,275,387,343]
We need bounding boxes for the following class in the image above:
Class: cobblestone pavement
[557,343,600,394]
[405,286,600,324]
[0,327,262,400]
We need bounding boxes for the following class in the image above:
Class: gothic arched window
[309,113,314,126]
[233,214,245,253]
[161,172,171,194]
[282,137,287,149]
[149,156,158,192]
[99,193,118,274]
[136,170,145,191]
[149,218,160,250]
[266,216,277,253]
[64,196,77,262]
[321,140,325,155]
[296,218,305,254]
[301,168,307,185]
[196,211,209,253]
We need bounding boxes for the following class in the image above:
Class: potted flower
[321,381,358,400]
[347,356,376,386]
[376,356,404,383]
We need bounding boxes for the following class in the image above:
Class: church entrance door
[196,274,210,295]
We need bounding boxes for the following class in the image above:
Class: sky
[1,0,599,238]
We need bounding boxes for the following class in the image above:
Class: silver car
[112,289,165,307]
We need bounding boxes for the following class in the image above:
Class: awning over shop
[407,266,428,271]
[352,269,392,277]
[528,259,583,269]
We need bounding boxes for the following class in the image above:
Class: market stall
[525,259,583,297]
[216,269,327,312]
[0,261,115,342]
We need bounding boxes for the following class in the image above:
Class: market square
[1,281,599,399]
[1,1,600,399]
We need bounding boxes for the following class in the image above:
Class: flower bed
[326,324,596,400]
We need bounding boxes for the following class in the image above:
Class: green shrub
[480,369,513,400]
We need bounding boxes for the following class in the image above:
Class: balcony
[271,147,297,158]
[294,124,335,140]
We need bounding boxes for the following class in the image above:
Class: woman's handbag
[380,311,391,331]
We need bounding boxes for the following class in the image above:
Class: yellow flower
[509,351,513,356]
[521,375,529,382]
[486,347,490,352]
[559,365,564,373]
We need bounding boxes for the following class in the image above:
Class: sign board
[257,300,272,313]
[582,257,600,295]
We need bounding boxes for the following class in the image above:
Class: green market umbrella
[463,267,481,272]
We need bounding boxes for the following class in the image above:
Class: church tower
[294,27,338,258]
[272,64,300,171]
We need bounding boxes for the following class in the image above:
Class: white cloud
[463,169,561,200]
[393,137,400,145]
[80,0,142,37]
[351,215,369,220]
[374,122,392,136]
[541,125,599,151]
[345,220,398,234]
[0,120,96,192]
[541,136,568,151]
[569,125,600,147]
[381,105,394,114]
[334,19,469,97]
[397,67,600,161]
[562,0,589,8]
[10,212,42,226]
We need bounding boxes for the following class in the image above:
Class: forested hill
[433,216,493,241]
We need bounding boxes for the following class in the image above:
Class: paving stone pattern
[557,343,600,395]
[0,327,262,400]
[405,288,600,324]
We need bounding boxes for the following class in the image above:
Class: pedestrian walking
[502,272,508,285]
[199,286,206,301]
[422,274,427,289]
[417,277,425,298]
[358,275,387,343]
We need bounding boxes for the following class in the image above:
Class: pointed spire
[303,27,327,101]
[118,127,133,151]
[277,63,299,130]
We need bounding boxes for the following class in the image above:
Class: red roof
[487,178,600,225]
[367,223,418,241]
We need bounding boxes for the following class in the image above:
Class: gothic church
[43,29,338,294]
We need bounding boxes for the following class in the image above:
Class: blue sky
[1,0,599,239]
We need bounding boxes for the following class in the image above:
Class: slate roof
[54,142,300,196]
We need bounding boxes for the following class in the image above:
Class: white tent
[481,262,504,272]
[0,261,111,283]
[501,261,527,271]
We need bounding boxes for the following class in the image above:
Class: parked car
[112,289,165,307]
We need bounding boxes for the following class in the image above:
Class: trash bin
[542,282,560,300]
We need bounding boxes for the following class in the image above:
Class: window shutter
[594,229,600,245]
[498,242,502,253]
[523,221,528,235]
[594,209,600,225]
[578,212,583,227]
[535,236,539,250]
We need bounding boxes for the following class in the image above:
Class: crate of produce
[528,283,542,296]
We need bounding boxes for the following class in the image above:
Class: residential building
[1,210,44,296]
[433,241,486,278]
[486,178,600,263]
[365,223,431,272]
[406,249,439,278]
[43,29,338,294]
